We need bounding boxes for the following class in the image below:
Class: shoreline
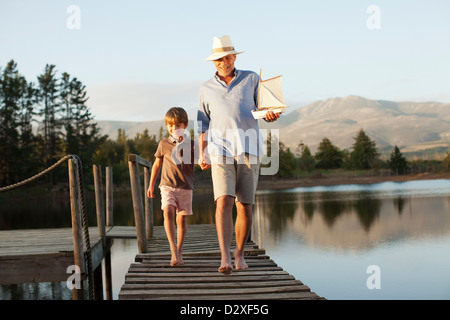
[2,172,449,200]
[254,172,450,191]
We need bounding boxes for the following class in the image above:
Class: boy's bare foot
[170,253,184,266]
[218,265,232,274]
[219,255,232,274]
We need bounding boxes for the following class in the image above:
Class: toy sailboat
[251,69,288,119]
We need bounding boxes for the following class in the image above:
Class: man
[197,35,279,273]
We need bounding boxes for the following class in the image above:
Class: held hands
[198,154,211,170]
[265,110,280,122]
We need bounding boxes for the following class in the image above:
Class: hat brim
[204,50,244,61]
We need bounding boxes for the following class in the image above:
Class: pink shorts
[160,186,193,216]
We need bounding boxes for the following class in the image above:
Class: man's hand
[265,110,280,122]
[147,188,155,198]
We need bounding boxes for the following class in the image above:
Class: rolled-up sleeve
[197,89,210,134]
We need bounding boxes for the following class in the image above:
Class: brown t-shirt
[155,137,195,190]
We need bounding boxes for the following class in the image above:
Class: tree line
[0,60,105,185]
[275,128,450,177]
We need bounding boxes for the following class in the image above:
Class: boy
[147,107,195,266]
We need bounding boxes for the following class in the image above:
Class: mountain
[96,119,195,139]
[260,95,450,157]
[96,119,167,139]
[96,95,450,158]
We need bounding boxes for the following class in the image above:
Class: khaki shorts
[160,186,193,215]
[211,153,260,204]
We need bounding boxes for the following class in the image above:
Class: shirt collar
[168,136,178,144]
[214,68,239,86]
[168,135,189,145]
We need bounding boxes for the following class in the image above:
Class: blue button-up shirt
[197,69,263,158]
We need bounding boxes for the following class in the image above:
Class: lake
[1,179,450,300]
[253,179,450,300]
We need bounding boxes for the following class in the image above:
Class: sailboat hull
[251,107,286,119]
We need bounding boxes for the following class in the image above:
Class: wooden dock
[0,227,111,286]
[0,225,324,300]
[0,154,324,300]
[117,224,324,300]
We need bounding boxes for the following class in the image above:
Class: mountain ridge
[96,95,450,158]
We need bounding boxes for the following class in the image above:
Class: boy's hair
[164,107,189,125]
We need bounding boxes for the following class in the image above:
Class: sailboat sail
[259,76,286,109]
[251,70,288,119]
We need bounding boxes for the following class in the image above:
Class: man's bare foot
[234,254,248,270]
[177,255,184,266]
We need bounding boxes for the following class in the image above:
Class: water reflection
[254,179,450,251]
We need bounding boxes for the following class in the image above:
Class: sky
[1,0,449,122]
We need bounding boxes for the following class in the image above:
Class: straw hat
[204,35,244,61]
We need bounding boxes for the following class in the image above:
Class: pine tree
[17,76,39,179]
[60,72,101,154]
[299,144,315,172]
[37,64,62,183]
[60,72,76,154]
[0,60,22,184]
[388,145,408,174]
[278,142,296,177]
[60,72,106,180]
[443,152,450,172]
[349,129,378,170]
[315,137,343,169]
[133,129,158,162]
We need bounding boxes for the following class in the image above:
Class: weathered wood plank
[119,290,322,300]
[124,274,298,284]
[128,267,284,274]
[121,280,304,290]
[125,270,291,278]
[132,261,278,268]
[119,284,312,297]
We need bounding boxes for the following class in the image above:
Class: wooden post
[68,158,85,300]
[104,249,113,300]
[128,159,148,253]
[93,264,104,300]
[93,165,106,247]
[144,166,153,239]
[105,166,113,227]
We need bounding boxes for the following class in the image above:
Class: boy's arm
[147,157,162,198]
[199,132,211,170]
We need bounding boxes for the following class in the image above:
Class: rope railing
[0,154,94,300]
[0,155,73,192]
